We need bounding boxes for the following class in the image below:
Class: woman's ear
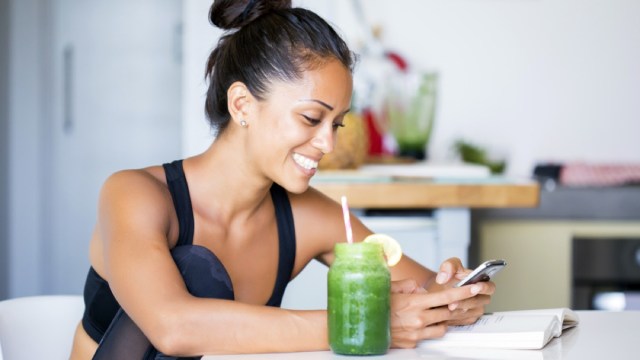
[227,81,252,128]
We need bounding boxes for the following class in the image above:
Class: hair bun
[209,0,292,30]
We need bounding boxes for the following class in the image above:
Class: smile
[293,153,319,170]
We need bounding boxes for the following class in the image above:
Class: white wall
[6,0,183,298]
[182,0,219,157]
[337,0,640,176]
[183,0,640,176]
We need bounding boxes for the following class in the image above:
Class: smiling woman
[69,0,495,359]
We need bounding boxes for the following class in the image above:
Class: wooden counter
[311,172,540,209]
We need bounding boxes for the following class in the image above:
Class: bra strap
[267,183,297,306]
[163,160,195,246]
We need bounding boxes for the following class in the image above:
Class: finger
[391,303,453,331]
[479,280,496,295]
[414,286,428,294]
[454,294,492,313]
[458,280,496,295]
[415,285,481,309]
[436,258,462,284]
[418,306,455,326]
[419,322,448,339]
[447,313,482,326]
[391,323,448,348]
[456,300,487,317]
[448,301,459,311]
[454,268,471,281]
[449,286,492,311]
[452,303,485,321]
[448,295,491,322]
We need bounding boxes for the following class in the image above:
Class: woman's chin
[280,179,311,195]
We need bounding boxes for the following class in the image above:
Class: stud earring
[240,119,248,128]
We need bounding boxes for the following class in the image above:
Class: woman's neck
[183,139,273,226]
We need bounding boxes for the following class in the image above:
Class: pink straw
[341,196,353,244]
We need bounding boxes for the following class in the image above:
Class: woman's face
[248,58,353,194]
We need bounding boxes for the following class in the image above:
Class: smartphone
[455,259,507,287]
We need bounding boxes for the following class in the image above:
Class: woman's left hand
[429,257,495,326]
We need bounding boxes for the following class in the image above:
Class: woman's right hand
[389,279,482,348]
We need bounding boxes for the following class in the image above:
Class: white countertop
[202,311,640,360]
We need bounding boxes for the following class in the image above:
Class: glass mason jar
[328,242,391,355]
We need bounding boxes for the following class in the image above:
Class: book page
[420,314,559,350]
[447,314,558,334]
[493,308,579,332]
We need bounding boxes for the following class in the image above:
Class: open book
[419,308,579,350]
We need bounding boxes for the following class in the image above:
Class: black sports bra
[81,160,297,343]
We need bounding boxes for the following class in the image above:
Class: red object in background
[362,50,409,157]
[385,51,408,72]
[364,108,384,155]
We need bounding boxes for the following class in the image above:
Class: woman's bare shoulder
[102,165,166,191]
[98,165,174,226]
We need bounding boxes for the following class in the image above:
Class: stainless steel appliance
[572,237,640,310]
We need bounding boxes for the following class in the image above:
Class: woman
[70,0,495,358]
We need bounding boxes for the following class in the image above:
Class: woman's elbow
[146,315,193,356]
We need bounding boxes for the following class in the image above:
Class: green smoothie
[328,242,391,355]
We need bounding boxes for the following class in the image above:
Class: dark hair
[205,0,355,134]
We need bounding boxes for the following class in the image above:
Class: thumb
[436,257,464,284]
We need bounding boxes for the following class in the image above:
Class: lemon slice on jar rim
[363,233,403,267]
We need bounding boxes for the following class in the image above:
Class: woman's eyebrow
[299,98,334,111]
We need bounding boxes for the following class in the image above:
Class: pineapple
[318,112,369,169]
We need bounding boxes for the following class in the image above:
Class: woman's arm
[297,187,494,347]
[97,171,329,356]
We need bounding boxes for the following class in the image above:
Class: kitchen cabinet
[475,186,640,311]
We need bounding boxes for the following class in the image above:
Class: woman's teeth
[293,153,318,170]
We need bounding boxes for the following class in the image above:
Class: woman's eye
[332,122,345,130]
[302,115,321,126]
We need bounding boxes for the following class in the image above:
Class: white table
[202,311,640,360]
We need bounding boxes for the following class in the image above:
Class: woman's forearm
[152,299,328,356]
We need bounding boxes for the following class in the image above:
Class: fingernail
[436,272,448,284]
[449,302,458,311]
[471,284,482,295]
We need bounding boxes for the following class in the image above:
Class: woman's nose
[311,125,335,154]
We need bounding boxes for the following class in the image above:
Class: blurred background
[2,0,640,311]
